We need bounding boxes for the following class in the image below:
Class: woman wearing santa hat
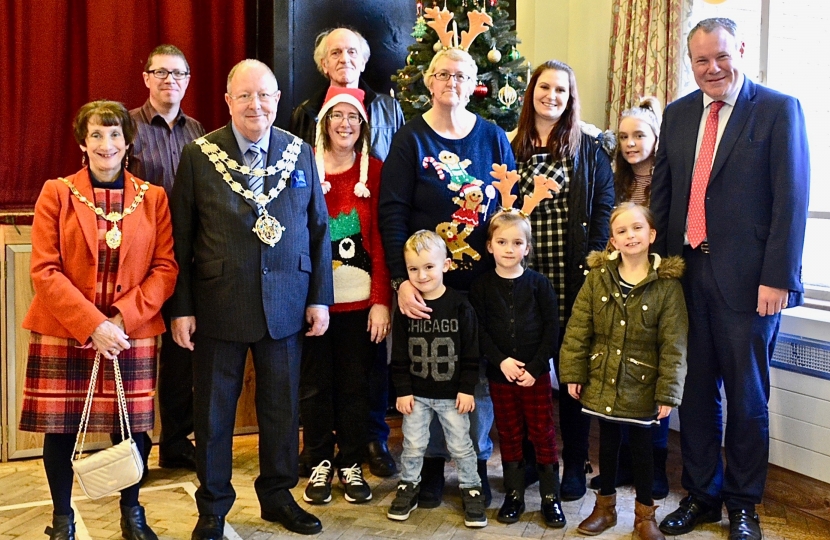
[299,87,392,506]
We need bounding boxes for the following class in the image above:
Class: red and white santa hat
[314,87,371,197]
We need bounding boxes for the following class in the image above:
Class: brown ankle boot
[634,500,665,540]
[577,492,617,535]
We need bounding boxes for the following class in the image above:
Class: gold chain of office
[194,135,303,247]
[61,175,149,249]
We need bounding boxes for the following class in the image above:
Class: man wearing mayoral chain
[170,59,333,539]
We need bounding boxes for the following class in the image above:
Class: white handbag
[72,352,144,500]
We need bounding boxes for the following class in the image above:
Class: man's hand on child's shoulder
[456,393,475,414]
[396,395,414,415]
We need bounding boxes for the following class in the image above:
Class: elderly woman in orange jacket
[20,100,178,540]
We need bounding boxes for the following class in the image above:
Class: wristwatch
[391,277,406,292]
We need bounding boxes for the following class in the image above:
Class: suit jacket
[170,124,333,342]
[23,168,178,342]
[651,77,810,312]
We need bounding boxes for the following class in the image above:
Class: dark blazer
[651,77,810,312]
[170,124,333,342]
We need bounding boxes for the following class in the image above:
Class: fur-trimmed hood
[585,250,685,279]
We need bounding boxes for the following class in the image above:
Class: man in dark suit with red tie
[170,59,334,539]
[650,18,809,540]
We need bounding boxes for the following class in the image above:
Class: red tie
[687,101,725,248]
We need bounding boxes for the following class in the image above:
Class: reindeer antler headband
[424,6,492,51]
[490,163,561,218]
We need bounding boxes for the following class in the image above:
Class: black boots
[560,459,590,501]
[497,461,526,523]
[44,511,75,540]
[120,505,158,540]
[538,463,566,528]
[476,459,492,508]
[418,457,446,508]
[652,447,669,500]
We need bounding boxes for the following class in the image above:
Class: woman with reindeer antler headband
[511,60,615,502]
[378,6,515,510]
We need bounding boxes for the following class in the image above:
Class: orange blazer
[22,168,178,343]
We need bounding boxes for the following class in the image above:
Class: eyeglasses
[146,68,190,80]
[327,112,363,125]
[229,91,280,104]
[433,71,471,83]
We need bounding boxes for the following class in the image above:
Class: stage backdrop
[0,0,247,209]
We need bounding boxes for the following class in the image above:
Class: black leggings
[43,432,146,515]
[598,420,653,505]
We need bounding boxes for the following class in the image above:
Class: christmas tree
[393,0,528,131]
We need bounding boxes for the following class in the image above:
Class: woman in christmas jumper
[559,203,688,540]
[469,211,565,528]
[379,48,515,507]
[590,97,673,500]
[299,87,391,505]
[510,60,615,500]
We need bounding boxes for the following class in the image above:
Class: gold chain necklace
[195,135,303,247]
[61,175,149,249]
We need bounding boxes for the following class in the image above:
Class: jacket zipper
[627,357,656,369]
[590,352,604,361]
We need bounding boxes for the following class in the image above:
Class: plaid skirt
[19,332,158,434]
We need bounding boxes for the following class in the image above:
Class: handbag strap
[72,352,133,461]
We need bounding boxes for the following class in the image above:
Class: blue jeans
[425,373,494,461]
[401,397,481,489]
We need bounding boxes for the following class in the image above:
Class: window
[680,0,830,306]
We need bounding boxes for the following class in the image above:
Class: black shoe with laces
[303,460,334,504]
[338,464,372,503]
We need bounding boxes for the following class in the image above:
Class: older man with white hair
[171,59,333,539]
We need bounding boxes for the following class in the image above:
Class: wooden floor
[1,411,829,539]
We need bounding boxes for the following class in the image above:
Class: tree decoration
[507,46,519,61]
[498,72,518,107]
[487,47,502,63]
[393,0,527,131]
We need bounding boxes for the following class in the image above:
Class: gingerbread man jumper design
[422,151,477,191]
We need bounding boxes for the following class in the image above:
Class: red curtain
[0,0,247,208]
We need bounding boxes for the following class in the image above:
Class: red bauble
[474,83,489,97]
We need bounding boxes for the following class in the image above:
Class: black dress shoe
[728,509,762,540]
[659,495,722,535]
[261,500,322,535]
[120,505,158,540]
[191,515,224,540]
[367,440,397,477]
[159,445,197,471]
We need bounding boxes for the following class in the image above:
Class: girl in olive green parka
[559,203,688,539]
